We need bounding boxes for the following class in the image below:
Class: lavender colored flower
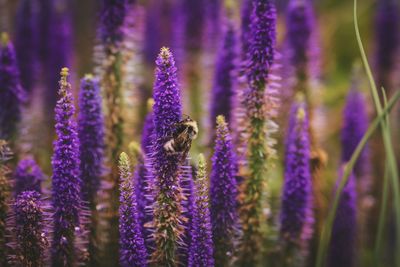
[280,103,313,248]
[245,0,276,89]
[119,152,148,267]
[341,89,369,179]
[210,22,237,127]
[328,171,357,267]
[78,75,104,205]
[15,0,38,94]
[240,0,253,58]
[12,191,47,267]
[135,109,155,237]
[182,0,205,52]
[151,47,184,266]
[188,154,214,267]
[239,1,276,264]
[375,0,399,90]
[286,0,314,68]
[14,157,44,195]
[210,115,238,267]
[99,0,127,45]
[0,33,25,140]
[51,68,82,266]
[45,0,73,115]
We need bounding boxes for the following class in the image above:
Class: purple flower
[99,0,127,45]
[135,109,155,239]
[239,0,277,264]
[245,0,276,89]
[182,0,205,52]
[328,171,357,267]
[51,68,82,266]
[280,102,313,250]
[341,89,369,179]
[15,0,39,94]
[240,0,253,58]
[119,152,148,267]
[210,116,238,266]
[210,22,238,127]
[0,33,25,140]
[151,47,184,266]
[286,0,315,68]
[45,0,73,115]
[12,191,47,267]
[14,157,44,195]
[188,154,214,267]
[375,0,399,90]
[78,75,105,205]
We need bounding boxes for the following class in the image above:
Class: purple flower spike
[210,22,238,127]
[375,0,399,90]
[0,33,25,140]
[188,154,214,267]
[211,115,238,267]
[280,102,313,254]
[12,191,47,267]
[134,105,155,240]
[78,75,105,205]
[341,88,369,180]
[239,0,277,264]
[245,0,276,89]
[15,0,38,94]
[14,157,44,195]
[328,171,357,267]
[240,0,253,58]
[100,0,127,45]
[119,152,148,267]
[51,68,82,267]
[286,0,315,68]
[45,0,72,115]
[151,47,184,266]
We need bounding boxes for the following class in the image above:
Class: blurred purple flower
[328,171,357,267]
[118,152,148,267]
[45,0,73,116]
[15,0,39,94]
[100,0,127,45]
[188,154,214,267]
[78,75,105,205]
[14,157,44,195]
[210,22,238,127]
[12,191,47,267]
[280,102,313,249]
[134,109,155,250]
[245,0,276,89]
[0,33,25,140]
[51,68,82,266]
[210,115,238,266]
[375,0,399,90]
[286,0,314,68]
[341,89,369,179]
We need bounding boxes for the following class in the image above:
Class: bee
[164,116,198,158]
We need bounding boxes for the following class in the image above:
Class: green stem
[354,1,400,266]
[315,90,400,267]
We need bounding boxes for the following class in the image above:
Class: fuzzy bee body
[164,117,198,158]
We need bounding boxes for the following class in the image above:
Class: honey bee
[163,116,198,158]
